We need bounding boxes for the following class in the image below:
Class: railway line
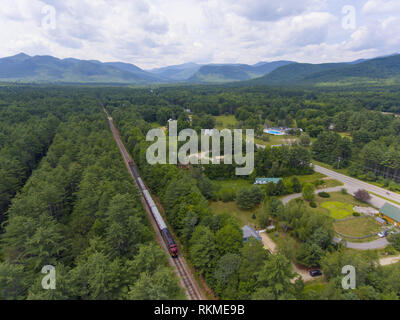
[103,107,203,300]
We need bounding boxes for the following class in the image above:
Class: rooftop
[254,177,282,185]
[380,202,400,223]
[242,225,262,241]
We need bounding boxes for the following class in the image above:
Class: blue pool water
[265,130,285,135]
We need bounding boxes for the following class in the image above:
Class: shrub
[341,188,348,195]
[384,245,397,256]
[313,179,324,187]
[219,188,235,202]
[318,192,330,198]
[303,183,315,201]
[354,189,371,203]
[310,201,317,208]
[352,212,361,217]
[388,233,400,251]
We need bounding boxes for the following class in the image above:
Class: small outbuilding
[242,225,262,242]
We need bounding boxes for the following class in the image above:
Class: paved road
[313,164,400,206]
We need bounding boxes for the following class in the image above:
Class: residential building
[242,225,262,242]
[379,202,400,227]
[254,178,282,185]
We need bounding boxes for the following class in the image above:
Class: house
[254,178,282,185]
[242,225,262,242]
[379,202,400,227]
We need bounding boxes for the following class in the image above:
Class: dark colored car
[309,270,323,277]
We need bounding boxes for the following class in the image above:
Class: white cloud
[0,0,398,68]
[362,0,400,14]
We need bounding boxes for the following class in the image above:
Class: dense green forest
[0,87,182,300]
[1,83,400,300]
[103,83,400,300]
[101,84,400,187]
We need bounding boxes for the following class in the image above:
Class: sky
[0,0,399,69]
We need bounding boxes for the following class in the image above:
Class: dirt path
[292,264,315,282]
[259,231,317,282]
[380,255,400,266]
[259,232,277,253]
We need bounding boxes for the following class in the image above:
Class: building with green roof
[379,202,400,227]
[254,178,282,185]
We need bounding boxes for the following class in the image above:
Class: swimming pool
[264,129,285,135]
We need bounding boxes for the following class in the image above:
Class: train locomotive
[128,161,178,258]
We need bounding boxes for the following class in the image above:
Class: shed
[242,225,262,242]
[254,178,282,185]
[380,203,400,227]
[375,217,386,225]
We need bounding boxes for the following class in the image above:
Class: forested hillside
[0,87,182,300]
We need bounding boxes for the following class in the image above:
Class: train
[128,160,178,258]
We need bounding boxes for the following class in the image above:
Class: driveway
[259,231,277,253]
[333,236,389,250]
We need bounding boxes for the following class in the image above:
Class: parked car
[378,230,389,238]
[309,270,322,277]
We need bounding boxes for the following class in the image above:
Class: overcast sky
[0,0,399,69]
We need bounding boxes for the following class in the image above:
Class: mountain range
[0,52,399,85]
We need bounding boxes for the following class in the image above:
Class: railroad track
[174,256,202,300]
[103,108,204,300]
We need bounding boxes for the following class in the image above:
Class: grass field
[209,200,260,228]
[210,178,260,228]
[334,217,381,237]
[306,192,372,218]
[321,201,354,219]
[254,135,299,147]
[214,178,253,192]
[338,132,352,139]
[214,115,238,129]
[283,172,343,190]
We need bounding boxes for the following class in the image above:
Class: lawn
[254,134,299,147]
[214,178,253,193]
[338,132,352,139]
[320,201,354,219]
[334,217,381,237]
[214,115,238,129]
[283,172,343,190]
[304,192,373,219]
[209,200,260,228]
